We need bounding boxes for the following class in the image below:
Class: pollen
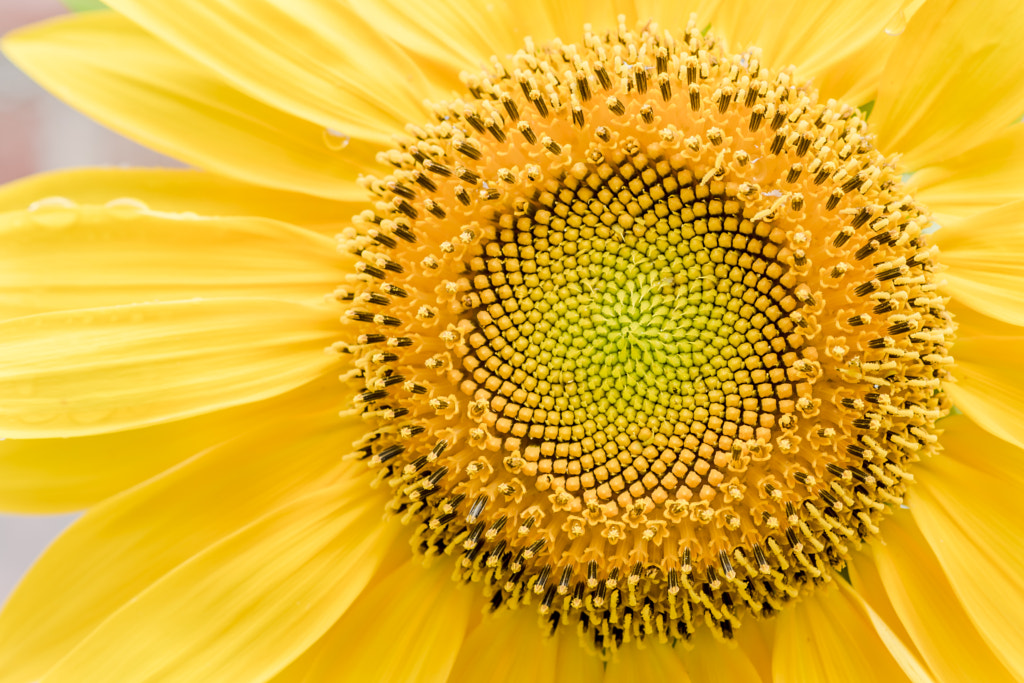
[337,16,953,652]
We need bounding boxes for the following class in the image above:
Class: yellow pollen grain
[337,15,952,652]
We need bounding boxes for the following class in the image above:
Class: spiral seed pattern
[335,16,953,652]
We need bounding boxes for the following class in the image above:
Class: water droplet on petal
[26,196,78,229]
[885,10,907,36]
[105,197,150,218]
[323,128,351,150]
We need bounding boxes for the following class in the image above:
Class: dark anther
[393,198,418,219]
[888,321,912,335]
[846,443,867,458]
[423,160,452,176]
[851,207,873,228]
[749,110,764,132]
[369,230,397,249]
[877,267,902,282]
[348,310,375,323]
[456,167,481,184]
[855,242,879,260]
[376,444,405,464]
[634,66,648,94]
[359,264,386,279]
[854,280,878,296]
[464,111,486,133]
[487,122,506,143]
[412,170,437,192]
[393,225,416,242]
[454,139,482,160]
[826,190,843,211]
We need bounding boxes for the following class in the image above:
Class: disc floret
[338,16,952,651]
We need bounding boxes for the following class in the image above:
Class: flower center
[338,17,953,651]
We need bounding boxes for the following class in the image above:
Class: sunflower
[1,0,1023,680]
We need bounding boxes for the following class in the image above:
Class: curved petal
[0,376,341,513]
[676,629,765,682]
[2,12,381,200]
[871,0,1024,169]
[811,1,926,106]
[943,307,1024,450]
[0,394,370,683]
[0,168,367,232]
[912,124,1024,221]
[448,609,603,683]
[0,298,341,438]
[710,0,905,85]
[933,200,1024,325]
[38,481,395,683]
[912,442,1024,680]
[102,0,442,136]
[937,413,1024,485]
[605,641,692,683]
[350,0,553,80]
[1,203,348,318]
[772,583,933,683]
[868,511,1019,683]
[280,561,475,683]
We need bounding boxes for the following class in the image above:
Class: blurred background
[0,0,177,601]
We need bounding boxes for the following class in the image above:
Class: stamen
[337,16,951,655]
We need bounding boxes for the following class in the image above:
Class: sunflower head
[10,0,1024,680]
[338,16,953,650]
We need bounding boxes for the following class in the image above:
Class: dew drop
[105,197,150,218]
[884,10,907,36]
[26,196,78,230]
[323,128,351,150]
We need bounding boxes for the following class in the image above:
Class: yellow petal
[631,1,721,33]
[932,200,1024,325]
[350,0,550,85]
[102,0,439,136]
[871,0,1024,169]
[676,629,765,682]
[2,13,380,200]
[911,124,1024,221]
[0,168,367,232]
[773,583,933,683]
[38,481,395,683]
[0,298,340,438]
[0,399,369,683]
[937,413,1024,486]
[943,306,1024,450]
[447,609,603,683]
[0,375,340,513]
[813,1,926,105]
[844,546,917,653]
[605,641,692,682]
[542,0,720,39]
[871,511,1018,683]
[912,446,1024,680]
[281,561,474,683]
[542,0,622,39]
[0,204,347,318]
[710,0,905,85]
